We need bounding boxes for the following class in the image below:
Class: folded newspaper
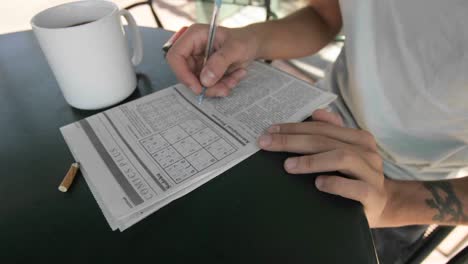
[60,62,336,231]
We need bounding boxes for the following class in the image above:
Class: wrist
[378,178,403,227]
[379,179,431,227]
[242,22,272,60]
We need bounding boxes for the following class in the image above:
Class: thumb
[200,43,242,87]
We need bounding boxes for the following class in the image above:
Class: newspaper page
[60,62,336,231]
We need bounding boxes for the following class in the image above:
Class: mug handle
[119,9,143,66]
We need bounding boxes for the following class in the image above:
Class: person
[166,1,468,262]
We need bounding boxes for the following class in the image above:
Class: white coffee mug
[31,0,143,110]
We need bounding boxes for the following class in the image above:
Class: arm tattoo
[424,181,468,223]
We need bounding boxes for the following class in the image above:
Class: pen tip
[198,87,206,105]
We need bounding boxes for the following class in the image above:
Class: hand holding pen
[197,0,222,104]
[165,3,258,99]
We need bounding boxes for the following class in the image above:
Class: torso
[327,0,468,180]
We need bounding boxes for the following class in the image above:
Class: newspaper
[60,62,336,231]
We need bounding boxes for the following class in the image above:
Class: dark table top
[0,27,377,263]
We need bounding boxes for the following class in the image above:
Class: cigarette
[162,26,188,53]
[58,162,80,192]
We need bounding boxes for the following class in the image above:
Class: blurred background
[1,0,309,34]
[1,1,466,263]
[0,0,341,84]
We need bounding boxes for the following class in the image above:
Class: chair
[404,225,455,264]
[125,0,164,28]
[125,0,277,30]
[201,0,277,21]
[447,245,468,264]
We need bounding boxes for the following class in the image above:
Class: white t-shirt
[322,0,468,180]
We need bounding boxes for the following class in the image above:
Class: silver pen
[198,0,222,105]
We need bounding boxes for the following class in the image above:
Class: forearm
[246,4,342,60]
[382,177,468,227]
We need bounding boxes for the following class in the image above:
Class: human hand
[257,109,395,227]
[166,24,260,97]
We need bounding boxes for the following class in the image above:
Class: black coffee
[66,20,95,28]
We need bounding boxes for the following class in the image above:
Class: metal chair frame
[404,226,455,264]
[201,0,276,21]
[125,0,277,29]
[125,0,164,28]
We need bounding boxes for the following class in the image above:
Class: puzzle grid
[139,119,237,184]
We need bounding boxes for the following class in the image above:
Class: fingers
[267,122,378,152]
[204,68,247,97]
[166,25,209,93]
[315,176,371,204]
[167,51,203,94]
[166,24,249,96]
[200,41,245,87]
[312,109,344,127]
[258,133,345,154]
[284,149,380,186]
[166,24,222,94]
